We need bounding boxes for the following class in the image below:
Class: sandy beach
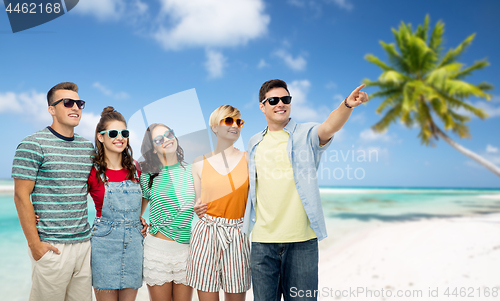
[129,213,500,301]
[317,213,500,301]
[2,186,499,301]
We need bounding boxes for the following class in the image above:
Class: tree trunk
[434,126,500,177]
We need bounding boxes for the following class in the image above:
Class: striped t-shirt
[140,163,195,245]
[11,127,94,244]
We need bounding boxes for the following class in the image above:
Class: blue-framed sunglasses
[99,129,130,139]
[153,129,175,145]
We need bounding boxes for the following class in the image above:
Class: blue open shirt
[242,118,332,241]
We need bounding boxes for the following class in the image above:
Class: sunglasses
[261,96,292,106]
[50,98,86,109]
[153,129,175,145]
[221,117,245,128]
[99,129,130,139]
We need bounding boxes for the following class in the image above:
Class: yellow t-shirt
[252,130,316,242]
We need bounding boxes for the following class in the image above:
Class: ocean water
[321,187,500,219]
[1,185,500,299]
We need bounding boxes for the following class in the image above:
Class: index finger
[351,84,365,94]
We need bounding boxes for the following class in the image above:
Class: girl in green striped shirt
[139,123,194,301]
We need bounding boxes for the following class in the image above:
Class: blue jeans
[251,238,319,301]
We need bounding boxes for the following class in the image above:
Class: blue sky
[1,0,499,188]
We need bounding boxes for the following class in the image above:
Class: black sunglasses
[100,130,130,139]
[50,98,86,109]
[261,96,292,106]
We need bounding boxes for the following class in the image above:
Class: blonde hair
[209,105,241,133]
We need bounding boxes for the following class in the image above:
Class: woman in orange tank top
[186,105,250,301]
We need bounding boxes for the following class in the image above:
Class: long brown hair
[139,123,186,189]
[92,106,138,184]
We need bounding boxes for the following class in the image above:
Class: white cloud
[349,111,366,125]
[274,49,307,71]
[457,95,500,119]
[465,153,500,169]
[92,82,129,100]
[329,0,353,10]
[0,90,99,141]
[359,128,393,143]
[73,0,125,20]
[358,146,389,163]
[287,0,305,7]
[0,92,23,113]
[475,96,500,118]
[75,113,101,141]
[288,80,330,122]
[289,0,353,11]
[326,81,338,89]
[133,0,148,14]
[486,144,499,154]
[153,0,269,50]
[0,91,51,125]
[70,0,269,78]
[332,93,344,102]
[257,59,268,69]
[204,49,226,79]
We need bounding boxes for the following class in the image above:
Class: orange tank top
[201,154,249,219]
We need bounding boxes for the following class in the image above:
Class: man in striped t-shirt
[12,82,94,301]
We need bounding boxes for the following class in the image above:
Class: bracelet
[344,97,353,109]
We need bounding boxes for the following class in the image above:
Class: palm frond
[374,91,403,114]
[429,20,444,54]
[372,105,402,132]
[452,59,489,79]
[431,88,488,119]
[425,62,463,88]
[452,123,471,139]
[415,101,435,145]
[449,110,471,124]
[365,15,492,148]
[380,41,409,74]
[477,82,494,92]
[415,14,430,41]
[362,79,401,90]
[445,79,490,100]
[438,33,476,68]
[365,54,393,71]
[378,70,408,85]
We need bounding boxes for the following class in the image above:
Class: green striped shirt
[140,163,195,244]
[11,127,93,244]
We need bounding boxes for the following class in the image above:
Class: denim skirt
[91,180,144,290]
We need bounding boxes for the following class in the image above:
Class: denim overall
[90,172,144,290]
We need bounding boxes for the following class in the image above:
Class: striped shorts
[186,214,251,293]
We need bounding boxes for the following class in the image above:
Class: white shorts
[143,234,190,286]
[28,241,92,301]
[186,214,251,293]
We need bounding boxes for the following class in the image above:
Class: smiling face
[259,87,291,129]
[214,117,242,142]
[97,120,128,157]
[48,89,82,129]
[151,125,178,157]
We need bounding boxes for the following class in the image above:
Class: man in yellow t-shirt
[243,79,369,300]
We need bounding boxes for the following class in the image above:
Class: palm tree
[364,15,500,177]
